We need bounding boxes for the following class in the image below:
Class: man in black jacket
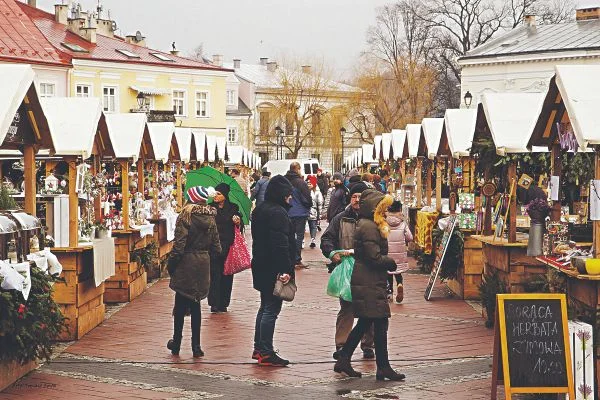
[320,182,375,360]
[284,162,312,268]
[326,172,349,222]
[316,169,329,196]
[251,175,295,367]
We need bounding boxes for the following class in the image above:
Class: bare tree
[508,0,574,27]
[188,43,205,61]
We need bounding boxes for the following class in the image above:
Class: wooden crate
[0,359,37,391]
[50,246,106,341]
[104,230,148,303]
[446,234,484,300]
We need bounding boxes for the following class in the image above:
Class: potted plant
[94,219,111,239]
[78,220,94,243]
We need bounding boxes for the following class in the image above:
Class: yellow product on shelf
[585,258,600,275]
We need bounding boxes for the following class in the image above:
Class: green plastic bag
[327,255,354,302]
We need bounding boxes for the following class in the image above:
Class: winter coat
[386,213,413,270]
[320,206,359,258]
[317,174,329,196]
[251,175,296,293]
[351,189,396,319]
[213,200,243,254]
[326,185,349,222]
[284,170,312,218]
[251,177,270,207]
[168,204,222,302]
[309,189,324,221]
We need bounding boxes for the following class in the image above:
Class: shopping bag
[223,226,251,275]
[326,255,354,302]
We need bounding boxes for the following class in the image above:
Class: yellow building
[21,1,230,137]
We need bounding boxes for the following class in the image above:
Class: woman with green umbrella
[209,182,244,313]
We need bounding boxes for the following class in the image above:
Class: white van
[262,158,320,177]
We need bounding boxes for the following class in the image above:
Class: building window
[172,90,185,116]
[102,86,118,112]
[227,126,238,144]
[39,83,55,98]
[76,84,91,98]
[226,90,236,106]
[195,91,209,117]
[259,111,270,135]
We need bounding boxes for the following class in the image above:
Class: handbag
[223,226,251,275]
[273,275,297,302]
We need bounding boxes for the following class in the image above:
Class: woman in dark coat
[333,189,405,381]
[208,182,243,313]
[167,186,221,357]
[251,175,295,366]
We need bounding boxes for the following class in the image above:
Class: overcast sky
[34,0,391,76]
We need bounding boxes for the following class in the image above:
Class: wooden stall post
[23,145,36,215]
[416,157,423,207]
[137,160,144,196]
[436,159,442,212]
[550,143,562,222]
[45,160,58,224]
[152,162,159,219]
[91,156,102,222]
[426,161,432,206]
[594,152,600,257]
[120,160,130,230]
[508,161,517,243]
[176,162,183,209]
[66,156,78,248]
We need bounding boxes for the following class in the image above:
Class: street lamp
[340,127,347,173]
[275,126,283,160]
[463,91,473,108]
[136,92,146,110]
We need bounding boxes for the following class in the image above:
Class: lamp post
[340,127,346,173]
[136,92,146,110]
[463,90,473,108]
[275,126,283,160]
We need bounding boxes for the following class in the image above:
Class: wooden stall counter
[50,245,105,340]
[472,234,545,293]
[104,229,148,303]
[148,218,173,259]
[446,230,484,300]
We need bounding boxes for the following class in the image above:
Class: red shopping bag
[223,226,251,275]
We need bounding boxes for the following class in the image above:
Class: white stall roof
[391,129,407,159]
[104,113,147,160]
[192,130,206,162]
[421,118,444,159]
[40,97,102,159]
[481,92,545,155]
[0,65,35,147]
[147,122,175,163]
[555,65,600,148]
[381,133,392,161]
[374,135,382,161]
[215,137,226,161]
[247,150,254,168]
[226,145,243,164]
[362,144,375,163]
[174,127,192,163]
[444,109,477,158]
[406,124,422,158]
[205,135,217,162]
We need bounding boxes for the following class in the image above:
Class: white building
[458,2,600,106]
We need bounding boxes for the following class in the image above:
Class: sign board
[491,293,574,400]
[424,214,457,300]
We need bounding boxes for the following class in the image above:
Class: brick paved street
[2,230,502,399]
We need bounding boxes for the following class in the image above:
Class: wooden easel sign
[424,214,457,301]
[491,294,574,400]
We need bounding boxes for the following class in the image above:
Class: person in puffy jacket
[284,162,312,268]
[386,201,412,304]
[167,186,222,358]
[326,172,348,222]
[306,176,323,249]
[333,189,405,381]
[251,175,296,366]
[251,169,271,207]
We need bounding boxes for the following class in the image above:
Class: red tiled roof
[0,0,70,66]
[18,2,231,72]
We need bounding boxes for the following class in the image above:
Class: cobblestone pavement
[2,230,504,400]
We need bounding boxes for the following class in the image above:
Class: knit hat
[332,172,343,181]
[187,186,214,204]
[307,175,317,187]
[215,183,231,199]
[262,167,271,177]
[349,181,369,196]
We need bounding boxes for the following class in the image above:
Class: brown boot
[333,355,362,378]
[395,283,404,304]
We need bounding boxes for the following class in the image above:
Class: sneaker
[258,352,290,367]
[210,307,219,313]
[332,350,340,360]
[219,307,228,313]
[252,349,261,360]
[362,348,375,359]
[310,239,316,248]
[396,284,404,304]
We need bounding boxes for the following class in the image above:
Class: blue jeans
[307,219,318,239]
[290,216,307,263]
[254,291,284,354]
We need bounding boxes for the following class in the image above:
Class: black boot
[333,355,362,378]
[376,367,405,381]
[192,344,204,358]
[167,337,181,356]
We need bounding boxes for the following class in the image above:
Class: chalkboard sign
[424,214,457,301]
[491,294,574,400]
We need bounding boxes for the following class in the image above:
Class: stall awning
[362,144,375,163]
[174,127,192,163]
[374,135,382,161]
[40,97,102,159]
[421,118,444,159]
[381,133,392,161]
[205,135,217,162]
[444,109,477,158]
[215,137,226,161]
[0,65,35,147]
[129,86,171,96]
[406,124,422,158]
[247,150,254,168]
[554,65,600,148]
[391,129,407,159]
[147,122,175,163]
[192,130,206,162]
[481,93,545,155]
[105,113,147,160]
[227,145,244,164]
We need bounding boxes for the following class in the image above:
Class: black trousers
[387,273,403,290]
[339,317,391,370]
[173,292,201,346]
[208,251,233,310]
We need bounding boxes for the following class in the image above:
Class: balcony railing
[129,109,176,123]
